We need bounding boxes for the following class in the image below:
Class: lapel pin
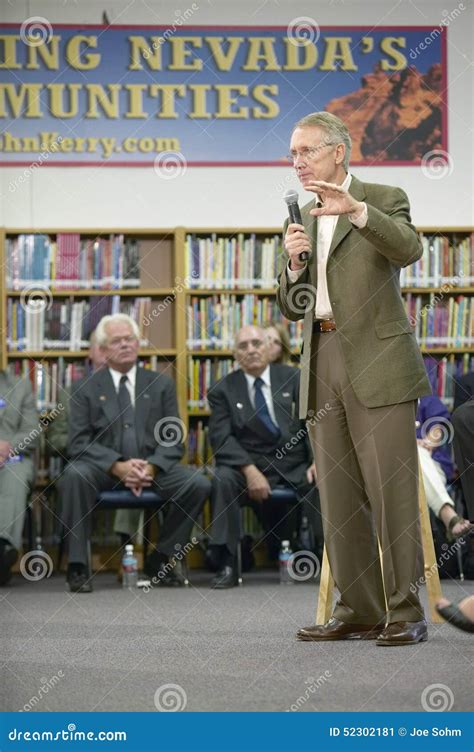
[236,402,243,409]
[99,395,107,401]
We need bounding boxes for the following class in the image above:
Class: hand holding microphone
[283,189,311,271]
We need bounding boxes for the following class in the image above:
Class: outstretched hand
[306,181,364,218]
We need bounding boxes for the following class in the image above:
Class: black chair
[237,486,298,585]
[86,490,189,584]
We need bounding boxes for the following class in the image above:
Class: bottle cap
[281,540,290,546]
[125,544,134,553]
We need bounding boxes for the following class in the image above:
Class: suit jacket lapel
[270,365,291,433]
[134,366,150,452]
[95,369,120,426]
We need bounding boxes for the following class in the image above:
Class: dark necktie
[118,374,139,459]
[254,377,280,438]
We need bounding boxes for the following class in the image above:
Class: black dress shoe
[297,617,382,641]
[0,541,18,586]
[67,563,92,593]
[211,565,238,589]
[143,549,169,579]
[155,567,186,587]
[436,601,474,633]
[67,570,93,593]
[144,551,186,587]
[376,620,427,646]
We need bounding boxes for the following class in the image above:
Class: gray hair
[95,314,140,346]
[293,112,352,171]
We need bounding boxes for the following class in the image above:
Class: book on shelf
[8,356,171,411]
[187,420,213,467]
[6,233,143,290]
[6,295,174,352]
[185,233,281,289]
[400,232,474,288]
[188,358,235,410]
[405,294,474,347]
[186,294,298,350]
[423,354,474,407]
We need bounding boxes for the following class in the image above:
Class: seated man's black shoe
[155,566,186,587]
[0,539,18,586]
[211,565,238,589]
[67,564,92,593]
[144,550,185,587]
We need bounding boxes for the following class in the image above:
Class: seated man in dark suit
[0,372,39,585]
[59,313,211,593]
[208,324,323,588]
[453,371,474,411]
[451,371,474,522]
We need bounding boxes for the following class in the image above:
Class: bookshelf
[1,225,473,562]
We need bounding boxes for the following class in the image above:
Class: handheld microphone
[283,189,309,262]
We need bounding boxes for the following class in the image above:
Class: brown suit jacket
[277,175,431,417]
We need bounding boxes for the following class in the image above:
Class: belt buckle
[315,319,336,333]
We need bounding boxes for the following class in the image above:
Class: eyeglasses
[286,142,336,164]
[107,335,138,347]
[236,339,265,351]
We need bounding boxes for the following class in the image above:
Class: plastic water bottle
[279,540,294,585]
[122,544,138,589]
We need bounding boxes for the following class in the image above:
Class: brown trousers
[307,330,424,625]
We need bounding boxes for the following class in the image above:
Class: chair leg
[87,539,92,579]
[143,509,152,563]
[181,555,190,587]
[236,541,243,586]
[316,547,333,624]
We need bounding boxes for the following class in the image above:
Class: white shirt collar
[316,172,352,206]
[109,364,137,391]
[245,364,271,391]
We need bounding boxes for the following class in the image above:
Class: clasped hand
[111,458,156,497]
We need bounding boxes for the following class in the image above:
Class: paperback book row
[188,358,236,410]
[6,234,141,290]
[7,295,166,352]
[405,294,474,347]
[8,356,164,411]
[185,233,281,289]
[187,421,213,467]
[422,354,474,407]
[186,295,303,350]
[400,233,474,288]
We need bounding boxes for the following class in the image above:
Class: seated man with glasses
[58,313,210,593]
[207,324,323,588]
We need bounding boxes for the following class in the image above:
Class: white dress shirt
[244,365,278,425]
[287,173,368,319]
[109,364,137,406]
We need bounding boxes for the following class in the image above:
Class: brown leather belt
[313,319,337,333]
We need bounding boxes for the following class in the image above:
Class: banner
[1,712,472,751]
[0,20,450,167]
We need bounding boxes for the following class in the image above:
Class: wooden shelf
[187,349,234,356]
[420,347,474,353]
[7,349,177,358]
[6,288,176,297]
[402,287,474,294]
[188,409,211,417]
[186,288,277,295]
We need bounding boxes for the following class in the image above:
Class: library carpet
[1,572,473,712]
